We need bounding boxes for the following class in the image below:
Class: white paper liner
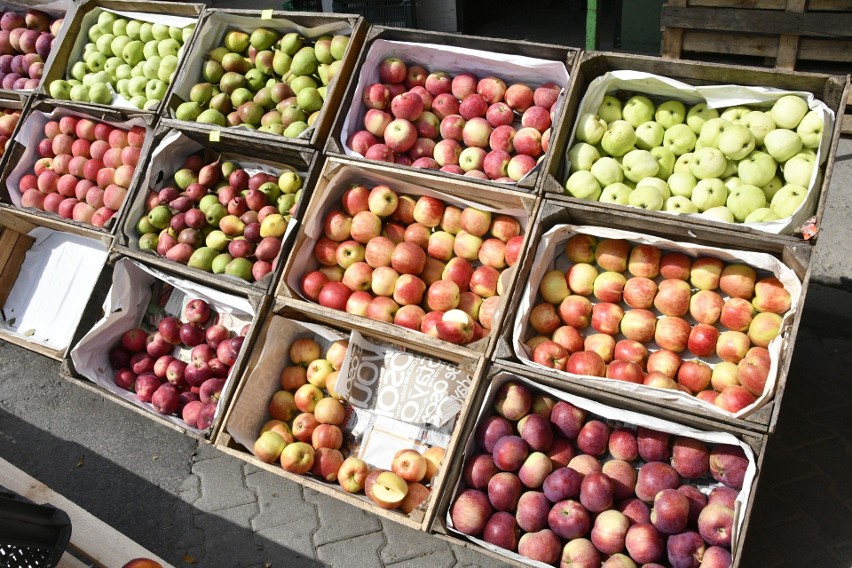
[563,70,836,235]
[169,11,353,141]
[512,224,802,420]
[339,39,571,186]
[61,6,197,110]
[70,257,255,434]
[285,163,528,296]
[0,226,108,349]
[123,129,301,283]
[445,371,758,566]
[225,316,457,476]
[6,106,152,220]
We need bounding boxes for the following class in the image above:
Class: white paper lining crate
[0,207,111,360]
[543,51,849,247]
[113,123,320,297]
[429,362,768,568]
[0,90,31,176]
[492,197,812,435]
[39,0,204,117]
[276,155,539,361]
[324,26,580,194]
[61,255,271,442]
[0,99,157,236]
[215,297,487,532]
[161,9,367,151]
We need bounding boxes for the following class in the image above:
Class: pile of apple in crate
[0,2,847,567]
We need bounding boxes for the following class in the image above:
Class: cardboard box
[39,0,204,116]
[493,197,810,434]
[545,51,849,244]
[431,364,768,568]
[0,99,156,236]
[0,207,110,360]
[65,256,269,442]
[277,156,538,360]
[325,26,579,193]
[215,298,486,531]
[114,124,319,296]
[162,8,367,151]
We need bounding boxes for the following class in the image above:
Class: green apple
[139,22,154,43]
[575,112,607,145]
[128,76,147,97]
[126,20,142,39]
[182,25,195,44]
[689,147,728,180]
[110,36,132,61]
[48,80,72,100]
[601,120,636,157]
[130,95,147,109]
[721,159,738,179]
[650,147,676,179]
[565,170,602,200]
[770,184,808,217]
[568,142,601,172]
[763,128,802,162]
[142,40,159,60]
[770,95,808,129]
[142,56,162,80]
[796,110,823,149]
[702,206,735,223]
[597,95,622,123]
[782,153,815,187]
[82,70,109,87]
[628,185,664,210]
[87,23,104,42]
[673,152,695,174]
[742,110,775,145]
[635,121,664,150]
[98,10,117,28]
[726,184,767,221]
[621,149,660,183]
[71,61,88,81]
[655,100,686,129]
[744,208,781,223]
[686,102,719,134]
[665,195,698,214]
[622,95,655,128]
[151,23,170,41]
[738,151,777,187]
[85,51,107,72]
[158,55,179,83]
[636,177,670,199]
[691,178,728,211]
[667,171,698,198]
[116,77,130,97]
[170,26,184,42]
[157,38,181,58]
[720,106,751,124]
[600,183,632,205]
[70,84,90,102]
[130,64,145,78]
[590,157,623,186]
[761,176,783,200]
[112,17,128,37]
[698,118,732,149]
[145,79,167,101]
[122,40,145,66]
[717,124,755,161]
[89,83,113,104]
[663,123,697,156]
[724,176,743,193]
[96,34,116,57]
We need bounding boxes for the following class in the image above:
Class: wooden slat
[808,0,852,9]
[0,458,174,568]
[661,0,687,59]
[682,30,780,57]
[687,0,786,7]
[798,38,852,62]
[775,0,807,70]
[0,231,33,308]
[660,6,852,36]
[842,113,852,134]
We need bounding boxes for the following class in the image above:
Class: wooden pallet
[0,458,173,568]
[660,0,852,133]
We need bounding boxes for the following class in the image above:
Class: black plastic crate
[333,0,416,27]
[0,488,71,568]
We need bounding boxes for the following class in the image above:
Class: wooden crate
[39,0,204,117]
[0,99,157,237]
[276,155,539,361]
[112,123,320,297]
[545,51,849,246]
[430,362,769,568]
[0,208,111,360]
[215,297,487,533]
[61,255,270,443]
[324,25,580,194]
[0,91,30,177]
[162,9,367,151]
[492,197,812,435]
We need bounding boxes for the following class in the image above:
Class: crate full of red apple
[0,3,67,91]
[333,37,571,189]
[511,224,801,420]
[444,372,758,567]
[1,103,151,232]
[70,257,258,437]
[282,162,529,349]
[221,316,465,526]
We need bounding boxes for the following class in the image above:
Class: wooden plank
[682,30,779,57]
[660,6,852,37]
[661,0,687,59]
[0,458,174,568]
[798,38,852,63]
[842,112,852,134]
[0,231,33,308]
[808,0,852,9]
[686,0,786,7]
[776,0,807,70]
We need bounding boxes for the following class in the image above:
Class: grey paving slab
[245,468,319,533]
[386,548,458,568]
[811,137,852,287]
[379,518,453,565]
[316,529,386,568]
[255,521,323,567]
[192,450,258,512]
[304,486,383,545]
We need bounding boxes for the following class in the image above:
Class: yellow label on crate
[261,9,273,19]
[209,130,221,142]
